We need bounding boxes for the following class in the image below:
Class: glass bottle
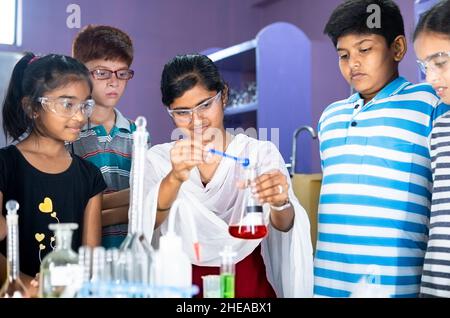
[39,223,82,298]
[229,165,268,239]
[105,248,119,283]
[88,247,107,297]
[78,246,92,287]
[120,116,153,285]
[219,246,236,298]
[0,200,29,298]
[90,247,106,284]
[75,246,92,297]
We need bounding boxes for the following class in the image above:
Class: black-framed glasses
[90,69,135,80]
[417,51,450,76]
[167,91,222,123]
[37,97,95,118]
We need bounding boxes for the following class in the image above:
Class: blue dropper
[208,149,250,167]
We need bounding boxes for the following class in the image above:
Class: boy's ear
[391,35,407,62]
[21,97,38,119]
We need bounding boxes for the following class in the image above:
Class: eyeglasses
[167,91,222,123]
[417,51,450,76]
[90,69,135,80]
[38,97,95,118]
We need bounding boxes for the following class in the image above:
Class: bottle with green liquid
[219,246,236,298]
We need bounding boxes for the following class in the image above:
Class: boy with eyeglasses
[315,0,450,297]
[71,24,146,248]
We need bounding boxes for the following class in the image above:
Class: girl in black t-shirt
[0,53,107,295]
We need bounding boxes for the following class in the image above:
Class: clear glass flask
[119,116,153,285]
[228,165,268,239]
[39,223,82,298]
[0,200,29,298]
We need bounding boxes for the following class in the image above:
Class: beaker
[202,275,221,298]
[228,165,268,239]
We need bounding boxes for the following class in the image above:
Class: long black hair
[160,54,226,107]
[2,53,92,141]
[414,0,450,40]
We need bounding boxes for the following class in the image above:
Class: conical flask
[119,116,153,285]
[228,165,268,239]
[0,200,29,298]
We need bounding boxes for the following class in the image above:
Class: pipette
[208,149,250,167]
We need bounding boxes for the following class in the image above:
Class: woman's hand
[251,170,289,207]
[156,139,207,227]
[170,139,206,183]
[252,170,294,232]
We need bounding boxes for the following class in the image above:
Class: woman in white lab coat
[143,54,313,297]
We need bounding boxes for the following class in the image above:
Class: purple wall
[397,0,420,83]
[0,0,417,173]
[1,0,264,146]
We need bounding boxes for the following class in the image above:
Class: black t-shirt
[0,145,106,276]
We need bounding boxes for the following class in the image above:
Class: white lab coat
[141,134,313,297]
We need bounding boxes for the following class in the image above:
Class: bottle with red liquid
[228,165,268,239]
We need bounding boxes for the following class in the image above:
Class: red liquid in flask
[228,224,268,239]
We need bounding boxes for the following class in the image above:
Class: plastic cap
[5,200,19,224]
[5,200,19,215]
[242,158,250,167]
[135,116,147,130]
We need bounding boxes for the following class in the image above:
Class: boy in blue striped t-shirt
[315,0,450,297]
[71,25,148,248]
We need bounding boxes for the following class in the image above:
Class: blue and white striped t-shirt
[314,77,450,298]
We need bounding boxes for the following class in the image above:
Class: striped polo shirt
[71,109,137,248]
[314,77,450,298]
[420,109,450,298]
